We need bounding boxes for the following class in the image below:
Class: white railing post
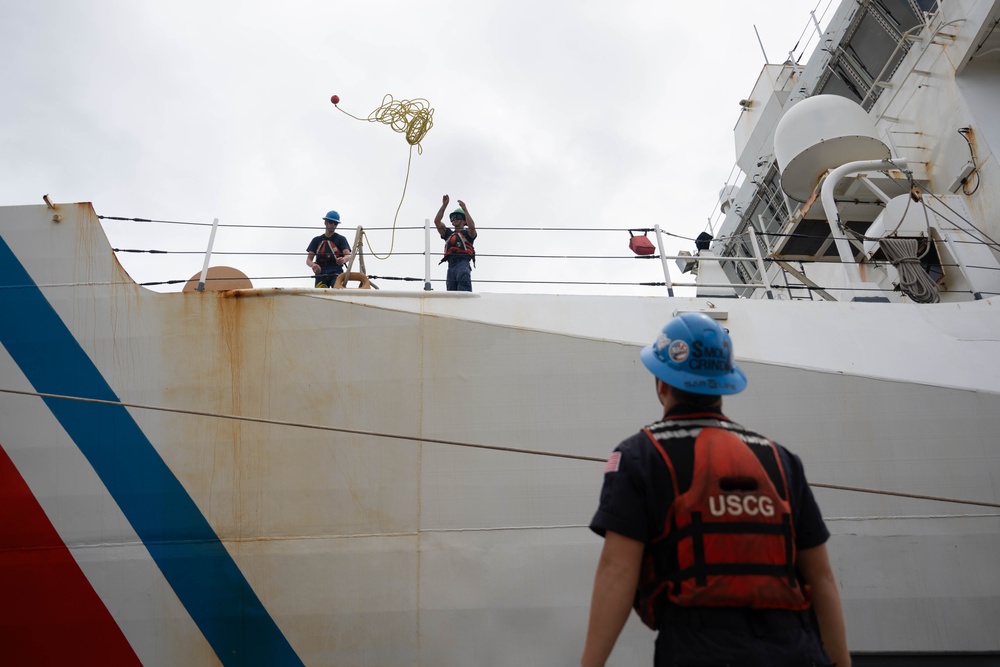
[653,224,675,297]
[196,217,220,292]
[747,226,775,299]
[424,218,433,290]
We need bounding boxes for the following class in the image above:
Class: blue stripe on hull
[0,236,302,666]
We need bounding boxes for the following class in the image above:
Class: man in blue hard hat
[306,210,352,288]
[433,194,477,291]
[581,312,850,667]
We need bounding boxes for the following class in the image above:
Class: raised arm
[798,544,851,666]
[456,199,476,239]
[433,194,450,236]
[581,530,644,667]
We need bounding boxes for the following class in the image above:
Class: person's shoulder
[599,431,650,479]
[773,441,806,473]
[715,415,772,443]
[737,429,806,477]
[614,430,656,457]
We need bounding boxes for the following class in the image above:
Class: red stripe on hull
[0,443,141,665]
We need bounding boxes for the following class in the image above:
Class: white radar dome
[774,95,889,202]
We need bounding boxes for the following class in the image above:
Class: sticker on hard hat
[668,340,689,363]
[654,334,692,365]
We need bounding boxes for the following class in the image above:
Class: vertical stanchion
[748,226,775,300]
[653,224,675,297]
[196,218,220,292]
[424,218,433,290]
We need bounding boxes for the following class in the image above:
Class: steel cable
[2,387,998,511]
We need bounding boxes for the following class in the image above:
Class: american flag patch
[604,451,621,473]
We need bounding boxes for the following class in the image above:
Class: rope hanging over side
[361,144,415,261]
[331,93,435,260]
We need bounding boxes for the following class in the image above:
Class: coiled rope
[834,183,940,303]
[333,94,435,260]
[879,237,941,303]
[333,93,434,152]
[3,387,999,511]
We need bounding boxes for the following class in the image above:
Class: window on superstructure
[875,0,938,32]
[815,0,935,110]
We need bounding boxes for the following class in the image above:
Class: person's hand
[311,263,320,274]
[441,194,450,209]
[456,199,467,213]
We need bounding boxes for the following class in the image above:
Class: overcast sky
[1,0,832,294]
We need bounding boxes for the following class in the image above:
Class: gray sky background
[1,0,831,294]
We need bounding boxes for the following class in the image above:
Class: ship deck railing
[96,213,999,302]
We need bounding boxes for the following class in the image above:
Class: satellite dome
[774,95,889,202]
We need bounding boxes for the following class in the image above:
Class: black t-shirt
[307,233,351,274]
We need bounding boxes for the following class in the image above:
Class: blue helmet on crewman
[640,312,747,395]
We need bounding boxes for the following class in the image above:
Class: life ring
[333,272,373,289]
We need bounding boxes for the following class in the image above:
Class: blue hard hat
[640,312,747,395]
[323,210,341,223]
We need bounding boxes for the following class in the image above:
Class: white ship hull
[2,201,999,664]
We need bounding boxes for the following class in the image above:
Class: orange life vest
[440,229,475,264]
[315,238,344,264]
[636,420,811,629]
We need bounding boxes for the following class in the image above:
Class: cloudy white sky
[1,0,831,294]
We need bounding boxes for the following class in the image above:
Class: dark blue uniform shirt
[589,405,834,666]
